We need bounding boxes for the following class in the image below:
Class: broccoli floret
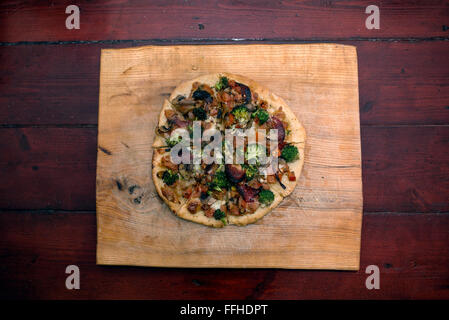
[245,143,266,165]
[165,135,182,148]
[281,144,299,163]
[213,209,227,225]
[209,171,230,191]
[213,209,225,220]
[252,108,269,124]
[243,164,258,181]
[258,189,275,206]
[231,105,251,124]
[214,76,229,91]
[162,170,179,186]
[193,107,207,120]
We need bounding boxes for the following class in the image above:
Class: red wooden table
[0,1,448,299]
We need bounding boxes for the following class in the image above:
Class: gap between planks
[0,37,448,47]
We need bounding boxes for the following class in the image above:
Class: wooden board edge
[97,43,359,54]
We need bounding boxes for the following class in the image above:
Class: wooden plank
[1,125,448,213]
[0,45,101,125]
[1,41,448,126]
[362,126,449,213]
[0,211,448,299]
[358,41,449,126]
[95,43,362,269]
[0,128,97,210]
[1,1,448,42]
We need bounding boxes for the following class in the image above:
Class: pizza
[152,73,306,227]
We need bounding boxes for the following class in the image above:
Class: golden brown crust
[152,73,306,227]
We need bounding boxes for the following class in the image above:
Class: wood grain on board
[1,0,448,42]
[1,211,448,299]
[96,43,362,269]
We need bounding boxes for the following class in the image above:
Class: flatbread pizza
[152,73,306,227]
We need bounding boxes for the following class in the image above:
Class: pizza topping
[236,184,260,203]
[225,164,246,184]
[178,163,194,180]
[171,95,197,114]
[166,135,182,148]
[214,76,229,91]
[201,202,211,211]
[199,191,209,200]
[258,189,275,206]
[247,200,260,213]
[210,200,224,211]
[161,186,176,202]
[275,173,287,189]
[209,170,230,191]
[243,164,258,181]
[213,209,226,219]
[205,207,215,217]
[192,107,207,120]
[213,209,227,225]
[245,143,266,165]
[247,178,262,189]
[234,82,252,104]
[228,203,240,216]
[261,183,270,190]
[273,108,286,121]
[252,108,269,124]
[266,175,276,184]
[161,155,178,172]
[156,123,173,135]
[267,116,285,144]
[280,144,299,162]
[183,186,193,199]
[192,88,213,104]
[288,170,296,181]
[156,75,303,225]
[164,110,190,129]
[164,109,177,119]
[162,169,179,186]
[223,112,235,127]
[187,200,200,213]
[231,105,251,125]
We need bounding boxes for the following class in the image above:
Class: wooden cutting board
[96,44,362,270]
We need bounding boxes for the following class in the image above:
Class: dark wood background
[0,0,448,299]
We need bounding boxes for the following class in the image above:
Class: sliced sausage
[225,164,246,183]
[236,184,260,203]
[268,116,285,144]
[235,82,252,104]
[187,201,200,214]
